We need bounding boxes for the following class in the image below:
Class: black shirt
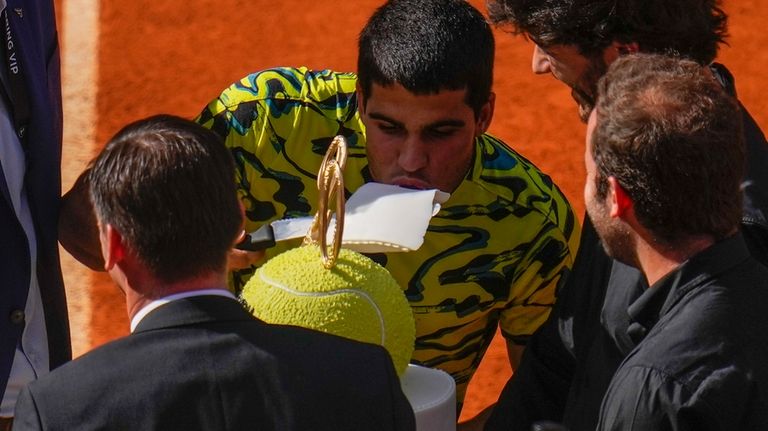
[485,64,768,431]
[597,234,768,430]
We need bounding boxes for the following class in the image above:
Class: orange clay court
[54,0,768,421]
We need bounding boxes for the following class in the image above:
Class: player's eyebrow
[368,112,404,127]
[425,119,466,129]
[367,112,466,129]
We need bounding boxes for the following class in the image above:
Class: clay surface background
[54,0,768,419]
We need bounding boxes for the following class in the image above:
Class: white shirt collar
[130,289,237,333]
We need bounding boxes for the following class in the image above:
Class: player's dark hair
[89,114,241,283]
[357,0,494,116]
[591,53,743,244]
[487,0,728,64]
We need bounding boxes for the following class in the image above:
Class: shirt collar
[130,289,236,333]
[625,233,751,344]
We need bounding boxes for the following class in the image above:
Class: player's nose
[398,138,428,173]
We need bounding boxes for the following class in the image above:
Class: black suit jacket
[12,296,415,430]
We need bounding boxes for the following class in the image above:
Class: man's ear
[614,41,640,55]
[234,201,247,247]
[607,176,633,219]
[103,224,126,271]
[476,92,496,136]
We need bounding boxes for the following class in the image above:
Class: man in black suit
[12,115,415,431]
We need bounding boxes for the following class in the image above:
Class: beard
[587,193,639,268]
[572,87,596,124]
[572,55,608,123]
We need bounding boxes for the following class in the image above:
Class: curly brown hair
[487,0,728,64]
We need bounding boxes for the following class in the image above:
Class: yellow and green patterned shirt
[197,67,580,402]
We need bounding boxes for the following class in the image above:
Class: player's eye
[378,122,403,134]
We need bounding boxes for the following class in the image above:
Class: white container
[400,364,456,431]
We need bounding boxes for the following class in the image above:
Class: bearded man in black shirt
[583,53,768,430]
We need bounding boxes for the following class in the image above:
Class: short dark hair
[88,115,241,283]
[357,0,494,115]
[487,0,728,64]
[591,53,743,244]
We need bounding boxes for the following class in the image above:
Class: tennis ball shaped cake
[241,245,415,375]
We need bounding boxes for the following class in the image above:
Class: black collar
[133,295,255,334]
[625,233,751,344]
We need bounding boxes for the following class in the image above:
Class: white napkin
[270,182,450,253]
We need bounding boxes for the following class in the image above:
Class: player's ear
[608,176,633,219]
[356,82,367,113]
[476,92,495,136]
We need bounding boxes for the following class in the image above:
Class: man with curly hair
[481,0,768,429]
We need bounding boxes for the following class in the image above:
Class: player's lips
[391,177,432,190]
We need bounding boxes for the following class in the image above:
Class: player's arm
[472,211,579,431]
[455,339,526,430]
[459,221,578,431]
